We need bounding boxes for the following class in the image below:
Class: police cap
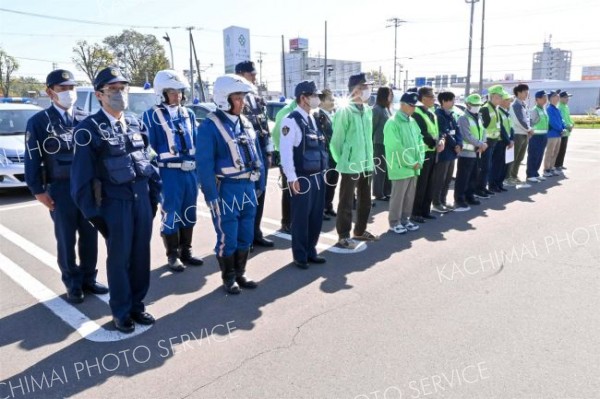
[94,67,129,91]
[46,69,77,87]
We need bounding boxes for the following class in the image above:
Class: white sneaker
[518,182,532,188]
[504,178,516,186]
[404,221,420,232]
[526,177,539,183]
[389,224,407,234]
[453,203,471,212]
[552,169,561,176]
[538,175,547,181]
[337,238,359,249]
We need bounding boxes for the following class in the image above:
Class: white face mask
[54,90,77,109]
[361,88,371,102]
[468,105,481,113]
[309,96,321,110]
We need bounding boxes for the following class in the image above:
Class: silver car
[0,103,42,190]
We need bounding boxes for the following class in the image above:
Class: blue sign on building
[415,77,426,86]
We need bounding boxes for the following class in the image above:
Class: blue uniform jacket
[142,104,197,163]
[546,104,565,138]
[70,110,162,220]
[196,110,266,203]
[24,106,86,195]
[435,108,463,162]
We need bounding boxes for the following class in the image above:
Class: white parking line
[0,202,41,212]
[0,252,151,342]
[0,224,152,342]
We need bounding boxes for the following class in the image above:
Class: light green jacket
[330,103,374,174]
[558,102,574,137]
[272,100,297,151]
[384,111,425,180]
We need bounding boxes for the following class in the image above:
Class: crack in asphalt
[179,291,363,399]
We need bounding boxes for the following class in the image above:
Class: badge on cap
[62,71,70,80]
[282,126,290,136]
[110,69,119,76]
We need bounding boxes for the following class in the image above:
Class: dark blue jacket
[546,103,565,138]
[435,108,463,162]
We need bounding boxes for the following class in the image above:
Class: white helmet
[153,69,189,102]
[213,74,255,111]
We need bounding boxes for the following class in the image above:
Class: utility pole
[465,0,480,96]
[187,27,194,102]
[387,17,406,89]
[324,20,328,89]
[478,0,486,94]
[281,35,287,98]
[162,32,175,69]
[256,51,266,88]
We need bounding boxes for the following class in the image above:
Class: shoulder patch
[282,126,290,136]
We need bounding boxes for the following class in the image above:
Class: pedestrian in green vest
[475,84,504,198]
[555,91,574,171]
[526,91,549,183]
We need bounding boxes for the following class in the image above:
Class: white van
[75,86,157,118]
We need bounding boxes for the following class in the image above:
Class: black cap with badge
[46,69,77,87]
[94,67,129,91]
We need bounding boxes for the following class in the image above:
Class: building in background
[282,38,361,98]
[532,38,572,81]
[223,26,251,74]
[582,66,600,81]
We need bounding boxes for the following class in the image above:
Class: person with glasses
[71,67,162,333]
[142,70,204,272]
[279,81,328,269]
[24,69,106,304]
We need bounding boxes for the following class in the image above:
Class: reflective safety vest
[499,108,512,140]
[532,106,549,134]
[558,102,573,137]
[481,102,501,139]
[462,112,484,152]
[151,105,195,161]
[206,112,262,180]
[413,106,439,151]
[287,110,329,175]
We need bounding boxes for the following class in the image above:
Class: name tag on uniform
[449,130,456,136]
[132,133,143,141]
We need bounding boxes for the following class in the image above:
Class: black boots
[234,249,258,289]
[216,255,241,294]
[179,227,204,266]
[162,233,184,272]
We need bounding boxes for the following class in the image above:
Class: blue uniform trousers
[101,181,153,321]
[290,173,325,262]
[211,179,258,257]
[454,157,479,203]
[526,134,548,178]
[490,141,508,189]
[476,139,498,190]
[48,180,98,291]
[253,153,269,238]
[159,168,198,235]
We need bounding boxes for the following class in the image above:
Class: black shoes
[217,254,241,294]
[423,214,437,220]
[66,288,84,304]
[179,227,204,266]
[253,236,274,247]
[234,249,258,289]
[82,282,109,295]
[294,260,309,269]
[411,215,426,224]
[131,312,155,325]
[308,256,326,264]
[113,317,135,333]
[280,224,291,234]
[323,213,331,221]
[467,198,481,206]
[324,208,337,217]
[162,233,184,272]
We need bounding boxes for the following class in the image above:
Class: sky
[1,0,599,92]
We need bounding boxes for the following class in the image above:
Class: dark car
[266,100,290,122]
[188,102,217,123]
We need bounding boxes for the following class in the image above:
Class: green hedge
[573,116,600,129]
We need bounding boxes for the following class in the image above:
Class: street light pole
[387,18,405,89]
[162,32,174,69]
[465,0,479,97]
[478,0,486,94]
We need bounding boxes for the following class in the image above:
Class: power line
[0,7,201,30]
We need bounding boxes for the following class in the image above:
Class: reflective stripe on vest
[413,106,439,151]
[482,102,501,139]
[532,107,549,134]
[463,113,483,152]
[153,106,195,160]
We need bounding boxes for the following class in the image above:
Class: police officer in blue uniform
[279,81,328,269]
[196,74,265,294]
[235,61,275,249]
[24,69,106,303]
[71,67,161,333]
[142,69,204,272]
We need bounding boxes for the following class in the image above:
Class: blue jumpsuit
[196,110,265,257]
[142,105,198,235]
[24,105,98,292]
[70,110,161,322]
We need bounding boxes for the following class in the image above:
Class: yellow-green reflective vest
[532,106,549,134]
[413,106,439,151]
[482,102,501,139]
[558,103,573,137]
[500,108,512,139]
[463,112,484,152]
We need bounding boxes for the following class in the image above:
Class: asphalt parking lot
[1,129,599,398]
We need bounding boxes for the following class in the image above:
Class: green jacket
[558,102,574,137]
[330,103,374,174]
[272,100,297,151]
[384,111,425,180]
